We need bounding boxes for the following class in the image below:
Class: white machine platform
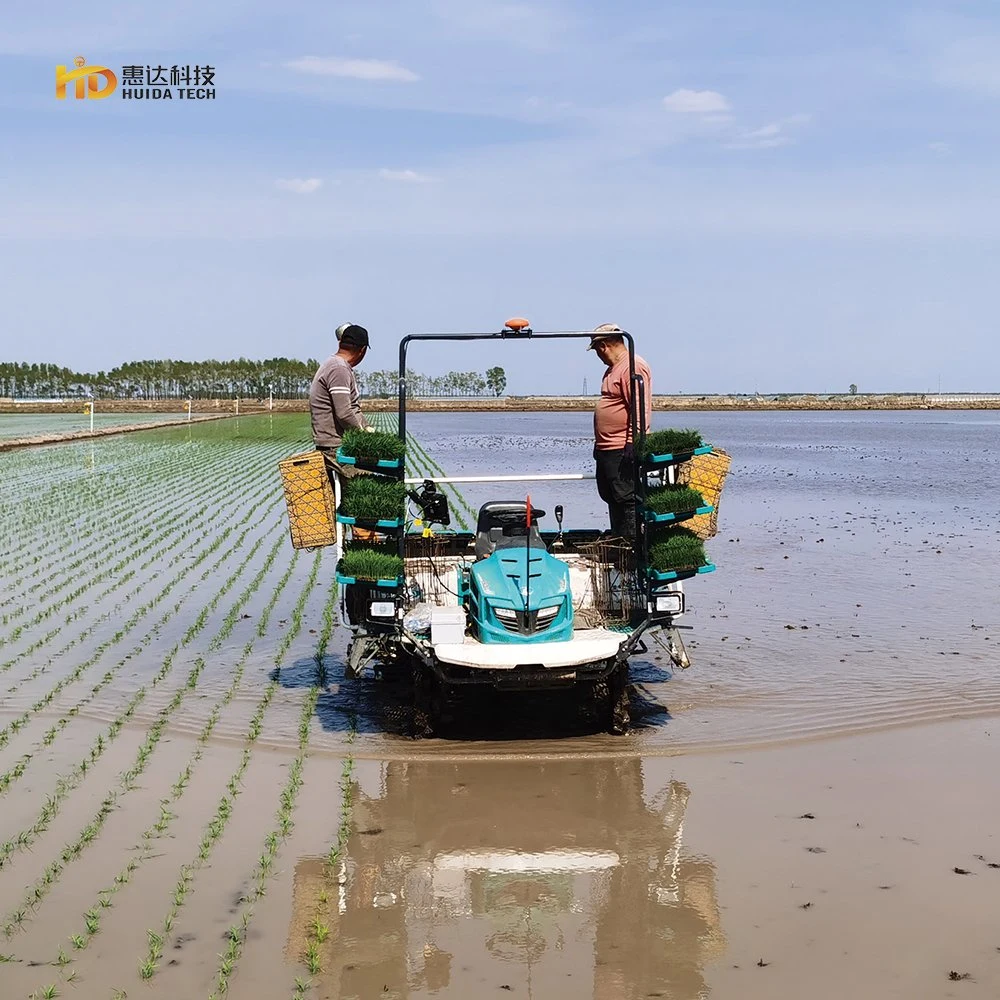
[432,628,625,670]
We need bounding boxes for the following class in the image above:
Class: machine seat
[475,501,546,560]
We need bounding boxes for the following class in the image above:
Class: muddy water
[3,411,1000,998]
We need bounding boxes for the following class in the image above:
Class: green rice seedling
[111,990,127,1000]
[63,971,78,984]
[338,544,403,582]
[644,485,706,516]
[648,527,707,572]
[70,934,86,950]
[139,958,156,980]
[54,948,70,967]
[84,908,100,934]
[637,428,703,460]
[0,951,17,962]
[339,428,405,462]
[339,477,407,521]
[304,942,322,975]
[37,986,59,1000]
[312,918,330,943]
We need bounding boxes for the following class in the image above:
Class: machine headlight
[494,607,517,622]
[536,604,561,620]
[653,593,683,614]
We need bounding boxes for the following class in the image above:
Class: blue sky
[1,1,998,393]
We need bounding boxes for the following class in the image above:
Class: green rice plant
[339,476,406,521]
[644,485,706,516]
[637,428,703,460]
[312,918,330,943]
[139,958,157,980]
[69,934,86,950]
[338,544,403,582]
[647,527,707,572]
[339,428,405,462]
[0,951,17,962]
[304,941,322,975]
[36,986,59,1000]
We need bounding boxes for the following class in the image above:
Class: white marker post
[186,398,193,422]
[268,384,274,411]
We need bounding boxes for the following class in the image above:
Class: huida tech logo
[55,56,117,99]
[55,58,216,101]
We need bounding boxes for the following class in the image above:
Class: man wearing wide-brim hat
[588,323,653,540]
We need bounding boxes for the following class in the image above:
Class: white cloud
[662,89,731,114]
[725,113,811,150]
[928,141,953,156]
[284,56,419,82]
[379,168,432,183]
[275,178,323,195]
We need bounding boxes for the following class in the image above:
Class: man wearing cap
[589,324,653,540]
[310,323,373,483]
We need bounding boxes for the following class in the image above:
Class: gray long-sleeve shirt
[309,354,370,449]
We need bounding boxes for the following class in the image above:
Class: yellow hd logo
[55,56,118,99]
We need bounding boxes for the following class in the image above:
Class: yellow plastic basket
[278,451,336,549]
[676,448,731,540]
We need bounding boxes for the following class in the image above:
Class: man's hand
[623,442,635,461]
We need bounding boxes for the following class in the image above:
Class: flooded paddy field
[1,410,998,998]
[0,412,196,441]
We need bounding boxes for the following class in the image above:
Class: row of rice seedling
[134,559,333,985]
[0,452,284,689]
[0,435,290,618]
[0,443,238,624]
[289,720,356,998]
[0,513,293,938]
[0,479,284,781]
[0,459,213,605]
[206,682,321,1000]
[0,517,284,804]
[0,438,213,564]
[49,542,304,969]
[0,482,283,732]
[0,516,283,883]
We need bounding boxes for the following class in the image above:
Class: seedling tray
[335,449,404,471]
[643,563,716,582]
[336,574,404,588]
[643,444,713,467]
[336,514,405,529]
[642,504,715,524]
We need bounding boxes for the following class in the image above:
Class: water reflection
[287,758,724,999]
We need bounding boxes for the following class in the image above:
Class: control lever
[553,504,565,547]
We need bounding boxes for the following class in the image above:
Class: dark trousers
[594,447,636,538]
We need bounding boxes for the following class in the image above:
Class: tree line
[0,360,508,400]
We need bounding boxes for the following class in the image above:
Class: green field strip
[0,516,284,881]
[0,517,298,936]
[0,485,284,760]
[133,560,333,987]
[40,543,305,970]
[0,442,288,683]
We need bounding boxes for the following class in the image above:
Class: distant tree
[486,366,507,397]
[849,383,858,395]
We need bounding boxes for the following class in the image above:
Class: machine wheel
[605,661,631,735]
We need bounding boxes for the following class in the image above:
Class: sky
[1,1,998,394]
